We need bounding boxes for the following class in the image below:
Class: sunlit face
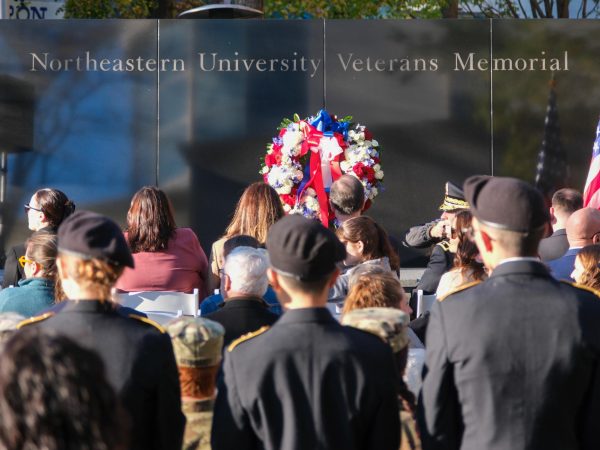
[571,255,585,283]
[399,289,413,316]
[26,194,44,231]
[441,211,457,222]
[342,239,363,266]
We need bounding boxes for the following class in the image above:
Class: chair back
[416,289,437,317]
[113,289,199,317]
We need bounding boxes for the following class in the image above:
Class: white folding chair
[416,289,437,318]
[112,289,200,317]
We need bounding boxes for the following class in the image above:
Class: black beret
[267,215,346,282]
[57,210,134,268]
[463,175,549,233]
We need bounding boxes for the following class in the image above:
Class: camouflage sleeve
[404,220,440,249]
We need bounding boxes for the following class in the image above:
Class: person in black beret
[18,210,185,450]
[212,214,401,450]
[419,176,600,450]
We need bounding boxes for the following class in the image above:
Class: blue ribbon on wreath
[310,109,350,140]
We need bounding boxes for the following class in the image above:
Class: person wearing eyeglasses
[546,207,600,281]
[0,233,57,317]
[3,188,75,289]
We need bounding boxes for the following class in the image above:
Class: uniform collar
[490,259,550,279]
[277,307,337,325]
[182,398,214,413]
[59,299,119,313]
[219,296,269,309]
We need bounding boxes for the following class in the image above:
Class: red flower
[353,162,376,183]
[280,187,298,207]
[265,148,282,167]
[364,128,373,141]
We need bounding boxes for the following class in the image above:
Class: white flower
[340,161,351,173]
[282,130,303,156]
[371,139,379,147]
[277,184,292,195]
[283,204,292,213]
[373,164,381,171]
[375,170,384,180]
[261,166,269,175]
[369,187,378,198]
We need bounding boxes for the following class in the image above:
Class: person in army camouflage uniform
[167,316,225,450]
[343,307,422,450]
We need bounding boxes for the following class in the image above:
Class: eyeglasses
[24,204,42,214]
[18,256,35,268]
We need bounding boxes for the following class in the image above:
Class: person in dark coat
[18,210,185,450]
[419,176,600,450]
[212,214,400,450]
[538,188,582,261]
[205,246,278,347]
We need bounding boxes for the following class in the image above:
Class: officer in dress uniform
[407,182,469,344]
[212,214,400,450]
[18,211,185,450]
[406,181,470,295]
[418,176,600,450]
[167,316,225,450]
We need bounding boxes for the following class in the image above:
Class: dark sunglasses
[24,204,42,214]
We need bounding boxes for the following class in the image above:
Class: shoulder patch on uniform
[438,280,482,302]
[560,280,600,298]
[16,312,55,329]
[128,314,166,334]
[228,325,270,352]
[436,241,451,251]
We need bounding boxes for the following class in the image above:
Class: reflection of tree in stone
[486,24,600,188]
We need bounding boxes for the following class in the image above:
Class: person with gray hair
[329,174,365,225]
[205,247,278,347]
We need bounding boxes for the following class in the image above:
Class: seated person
[200,235,281,315]
[0,233,57,317]
[330,216,399,301]
[116,186,209,296]
[167,317,225,450]
[205,247,278,347]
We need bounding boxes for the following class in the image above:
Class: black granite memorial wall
[0,19,597,266]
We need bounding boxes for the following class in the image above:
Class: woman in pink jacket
[116,186,208,296]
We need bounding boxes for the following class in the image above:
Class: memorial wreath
[260,109,384,227]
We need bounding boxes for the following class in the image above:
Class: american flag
[583,119,600,209]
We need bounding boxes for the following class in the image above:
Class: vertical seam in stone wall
[489,18,494,176]
[156,19,161,187]
[322,19,327,110]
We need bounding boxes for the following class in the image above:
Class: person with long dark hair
[329,215,400,300]
[3,188,75,288]
[0,328,128,450]
[436,210,487,298]
[115,186,208,295]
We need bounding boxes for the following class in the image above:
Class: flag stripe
[583,117,600,209]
